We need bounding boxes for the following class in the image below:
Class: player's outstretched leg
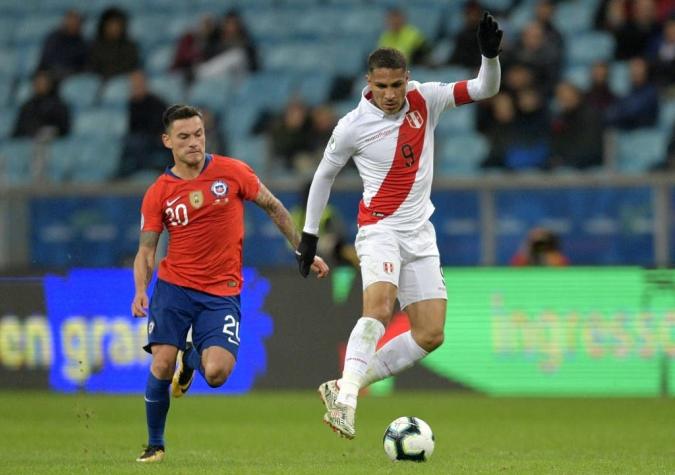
[136,445,165,463]
[171,343,198,398]
[318,379,340,413]
[323,402,356,439]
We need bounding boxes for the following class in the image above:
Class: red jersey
[140,154,260,296]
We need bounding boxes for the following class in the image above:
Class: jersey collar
[165,153,212,179]
[360,84,412,119]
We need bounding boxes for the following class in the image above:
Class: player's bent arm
[467,55,501,101]
[133,231,160,294]
[303,159,342,236]
[254,182,301,248]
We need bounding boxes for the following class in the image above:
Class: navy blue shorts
[144,279,242,359]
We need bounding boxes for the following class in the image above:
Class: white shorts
[355,220,447,310]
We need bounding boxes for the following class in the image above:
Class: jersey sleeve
[322,118,356,168]
[234,160,261,200]
[418,80,473,125]
[140,185,164,233]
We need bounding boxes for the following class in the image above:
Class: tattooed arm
[254,182,329,278]
[131,231,160,317]
[254,182,301,249]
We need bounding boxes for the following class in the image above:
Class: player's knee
[151,358,175,380]
[204,365,231,388]
[417,329,444,352]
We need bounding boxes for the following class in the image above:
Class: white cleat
[317,380,340,413]
[323,402,356,439]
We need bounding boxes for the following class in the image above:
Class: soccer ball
[382,416,435,462]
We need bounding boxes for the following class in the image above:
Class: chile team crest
[211,180,228,198]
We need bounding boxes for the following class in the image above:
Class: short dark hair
[367,47,407,72]
[162,104,203,132]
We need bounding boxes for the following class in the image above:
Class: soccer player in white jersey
[295,12,503,439]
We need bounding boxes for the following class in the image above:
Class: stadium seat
[0,138,33,185]
[73,108,128,137]
[99,75,131,108]
[262,42,332,73]
[229,136,268,175]
[0,80,11,109]
[222,102,263,142]
[659,99,675,133]
[149,73,185,105]
[0,49,17,80]
[437,104,476,135]
[553,1,594,35]
[563,64,591,91]
[146,45,175,75]
[609,61,630,96]
[47,136,79,182]
[566,32,615,66]
[294,70,333,106]
[61,74,102,110]
[0,16,15,46]
[479,0,514,11]
[407,6,444,40]
[13,14,61,45]
[615,128,668,173]
[438,132,489,176]
[15,43,42,79]
[70,137,122,183]
[0,107,17,140]
[187,76,231,112]
[232,72,294,112]
[13,80,33,107]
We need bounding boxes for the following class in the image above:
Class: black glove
[295,232,318,278]
[477,12,503,58]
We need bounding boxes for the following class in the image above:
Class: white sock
[360,331,428,387]
[336,316,385,409]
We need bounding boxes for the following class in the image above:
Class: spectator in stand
[549,81,604,170]
[377,7,430,65]
[12,70,70,139]
[117,70,167,178]
[201,107,227,156]
[533,0,564,60]
[511,227,569,266]
[196,9,258,81]
[89,7,140,80]
[481,93,519,169]
[599,0,662,60]
[649,14,675,89]
[585,61,617,113]
[605,57,659,129]
[171,15,218,83]
[503,21,562,95]
[307,105,338,158]
[268,99,312,172]
[448,0,483,69]
[37,9,87,80]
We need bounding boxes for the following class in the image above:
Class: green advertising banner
[422,268,675,396]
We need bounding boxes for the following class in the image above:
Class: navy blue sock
[184,346,205,379]
[144,372,170,447]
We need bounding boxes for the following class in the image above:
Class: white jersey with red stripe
[323,79,473,231]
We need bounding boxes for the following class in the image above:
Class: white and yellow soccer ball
[382,416,435,462]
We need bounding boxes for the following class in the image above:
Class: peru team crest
[211,180,228,198]
[405,110,424,129]
[189,190,204,209]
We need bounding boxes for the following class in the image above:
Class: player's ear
[161,133,172,149]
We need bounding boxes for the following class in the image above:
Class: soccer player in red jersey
[296,14,502,439]
[132,105,329,462]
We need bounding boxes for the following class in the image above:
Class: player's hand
[477,12,503,58]
[131,292,149,318]
[295,232,318,277]
[311,255,330,279]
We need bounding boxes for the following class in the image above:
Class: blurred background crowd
[1,0,673,184]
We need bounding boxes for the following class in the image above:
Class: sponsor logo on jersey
[405,110,424,129]
[383,262,394,274]
[211,180,228,198]
[189,191,204,209]
[328,135,336,151]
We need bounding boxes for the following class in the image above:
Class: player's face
[367,67,409,114]
[163,116,206,167]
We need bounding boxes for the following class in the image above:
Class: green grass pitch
[1,391,674,474]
